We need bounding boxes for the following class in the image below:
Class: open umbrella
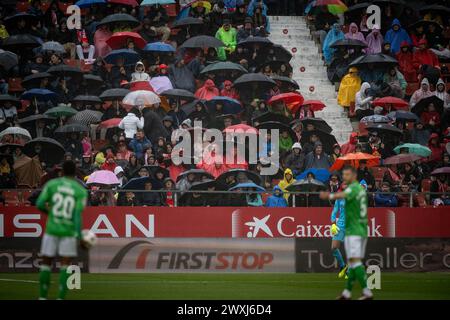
[106,31,147,50]
[0,50,18,71]
[372,96,409,111]
[22,72,54,89]
[268,92,304,114]
[96,13,140,29]
[99,88,130,101]
[419,4,450,14]
[44,104,78,118]
[300,118,332,134]
[229,182,265,192]
[2,34,42,52]
[98,118,122,129]
[23,137,65,165]
[172,17,204,28]
[47,65,83,78]
[300,100,326,112]
[0,127,32,141]
[411,95,444,115]
[286,179,327,192]
[252,112,291,125]
[383,153,423,165]
[296,168,331,183]
[109,0,139,6]
[272,44,293,62]
[206,97,243,115]
[55,123,89,134]
[180,35,224,49]
[330,38,367,49]
[75,0,106,8]
[13,155,43,188]
[68,110,103,126]
[387,110,419,122]
[86,170,120,186]
[18,114,56,125]
[223,124,258,135]
[346,2,370,13]
[256,121,297,141]
[366,123,403,136]
[0,94,21,108]
[200,61,248,75]
[271,75,299,90]
[301,130,338,154]
[4,13,39,32]
[104,49,141,65]
[161,89,196,101]
[431,167,450,176]
[21,89,58,101]
[233,73,276,89]
[176,169,214,182]
[143,42,176,53]
[141,0,175,4]
[349,53,398,68]
[237,36,273,48]
[408,20,443,34]
[305,0,348,14]
[122,176,161,190]
[360,115,391,124]
[83,74,104,87]
[123,90,160,106]
[40,41,65,54]
[72,95,103,105]
[216,169,262,186]
[330,152,380,171]
[394,143,431,157]
[188,179,216,191]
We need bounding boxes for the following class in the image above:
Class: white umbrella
[0,126,32,141]
[122,90,161,107]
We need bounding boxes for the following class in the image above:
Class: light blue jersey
[331,199,345,241]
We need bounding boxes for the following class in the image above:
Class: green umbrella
[394,143,431,157]
[44,104,78,118]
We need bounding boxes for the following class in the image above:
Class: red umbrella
[330,152,380,171]
[268,92,304,114]
[301,100,326,112]
[108,0,139,7]
[383,154,423,165]
[372,96,409,111]
[129,81,154,92]
[223,124,258,135]
[106,31,147,50]
[98,118,122,129]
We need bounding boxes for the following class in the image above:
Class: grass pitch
[1,273,449,300]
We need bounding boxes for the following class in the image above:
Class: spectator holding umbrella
[420,103,441,131]
[413,39,440,81]
[410,78,433,108]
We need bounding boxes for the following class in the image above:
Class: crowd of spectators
[0,0,449,208]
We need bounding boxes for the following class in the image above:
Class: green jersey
[36,177,88,238]
[343,181,368,237]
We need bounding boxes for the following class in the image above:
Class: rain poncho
[365,25,383,54]
[396,41,417,82]
[265,186,288,207]
[410,78,433,107]
[195,79,220,101]
[277,168,296,201]
[168,58,196,93]
[94,26,112,58]
[215,26,237,61]
[131,61,150,82]
[337,67,361,108]
[435,79,450,109]
[345,23,366,43]
[412,39,440,69]
[355,82,373,111]
[323,24,345,64]
[384,19,412,54]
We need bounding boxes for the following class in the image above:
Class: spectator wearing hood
[337,67,361,109]
[131,61,151,82]
[195,79,220,101]
[355,82,374,120]
[265,186,288,207]
[384,19,412,54]
[189,101,210,127]
[101,153,117,172]
[304,142,332,170]
[221,80,239,100]
[411,122,431,146]
[374,182,398,207]
[216,19,237,61]
[278,168,296,201]
[284,142,305,175]
[114,166,128,187]
[168,57,197,93]
[323,23,345,64]
[341,132,358,155]
[421,103,441,131]
[396,41,417,82]
[428,133,444,163]
[345,22,366,43]
[435,79,450,110]
[410,78,433,108]
[365,24,383,54]
[237,17,258,43]
[383,67,407,99]
[413,39,440,69]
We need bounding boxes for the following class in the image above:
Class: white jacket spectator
[131,61,150,82]
[355,82,373,111]
[119,112,144,139]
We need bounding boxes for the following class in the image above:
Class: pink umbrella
[86,170,120,186]
[223,124,258,135]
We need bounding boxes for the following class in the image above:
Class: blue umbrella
[75,0,106,8]
[360,114,391,124]
[21,89,58,101]
[104,49,140,66]
[176,5,191,20]
[229,182,265,192]
[122,177,162,190]
[387,110,419,122]
[296,168,331,183]
[141,0,175,5]
[144,42,176,53]
[206,96,243,115]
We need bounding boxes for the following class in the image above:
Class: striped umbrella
[68,110,103,126]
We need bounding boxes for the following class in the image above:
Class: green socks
[345,264,367,292]
[39,265,51,299]
[58,266,69,300]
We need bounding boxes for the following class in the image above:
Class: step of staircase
[268,16,353,145]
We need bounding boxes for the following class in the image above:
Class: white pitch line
[0,278,39,284]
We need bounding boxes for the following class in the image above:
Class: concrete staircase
[268,16,353,144]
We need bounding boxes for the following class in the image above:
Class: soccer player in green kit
[320,166,373,300]
[36,160,88,300]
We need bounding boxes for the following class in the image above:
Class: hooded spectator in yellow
[278,168,296,200]
[215,19,237,61]
[0,19,9,39]
[337,67,361,108]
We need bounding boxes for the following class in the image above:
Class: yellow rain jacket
[337,67,361,108]
[278,168,296,200]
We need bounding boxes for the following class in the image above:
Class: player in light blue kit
[330,184,347,279]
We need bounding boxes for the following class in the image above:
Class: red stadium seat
[16,1,30,12]
[349,101,356,118]
[415,193,428,208]
[8,78,24,93]
[3,191,20,206]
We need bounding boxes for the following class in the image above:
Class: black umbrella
[172,17,204,28]
[272,44,293,62]
[122,177,162,190]
[4,13,39,32]
[346,2,370,13]
[176,169,215,182]
[96,13,140,29]
[18,114,56,125]
[23,137,65,165]
[299,118,332,134]
[257,60,293,73]
[419,4,450,14]
[72,95,103,105]
[99,88,130,101]
[233,73,276,89]
[271,75,300,90]
[408,20,443,34]
[0,143,23,154]
[411,96,444,116]
[238,36,273,47]
[252,112,291,125]
[0,94,21,108]
[47,65,83,78]
[349,53,398,68]
[55,123,89,134]
[387,110,419,122]
[286,179,327,192]
[330,38,367,49]
[180,35,224,49]
[2,34,42,52]
[22,72,54,89]
[181,99,204,116]
[256,121,297,141]
[161,89,196,101]
[300,130,338,154]
[0,50,18,71]
[189,179,216,191]
[216,169,262,186]
[200,61,248,75]
[366,123,403,136]
[83,74,104,86]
